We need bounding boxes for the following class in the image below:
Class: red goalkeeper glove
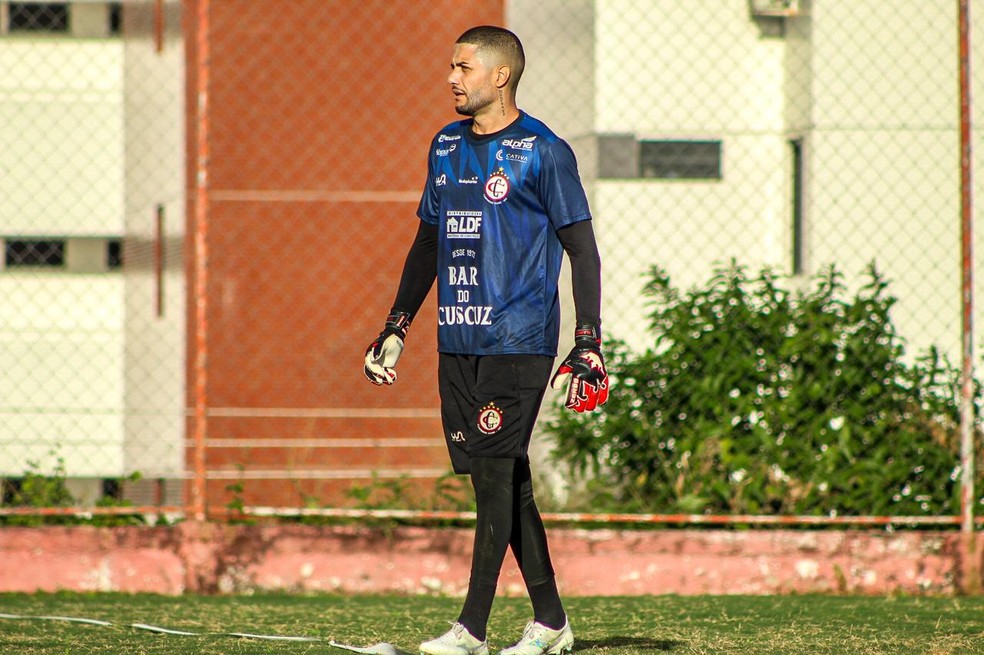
[364,311,411,386]
[551,322,609,412]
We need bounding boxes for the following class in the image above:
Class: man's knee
[470,456,517,500]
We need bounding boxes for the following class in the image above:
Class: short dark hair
[456,25,525,90]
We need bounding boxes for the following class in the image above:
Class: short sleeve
[536,139,592,230]
[416,144,440,225]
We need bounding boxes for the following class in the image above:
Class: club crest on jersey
[477,402,504,435]
[484,167,510,204]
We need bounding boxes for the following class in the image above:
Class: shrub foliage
[546,262,982,516]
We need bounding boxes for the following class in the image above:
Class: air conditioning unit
[749,0,800,17]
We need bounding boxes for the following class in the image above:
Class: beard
[454,85,497,117]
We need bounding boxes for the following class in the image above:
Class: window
[108,1,121,35]
[7,2,69,33]
[107,239,122,269]
[3,237,124,272]
[1,478,23,504]
[790,139,805,275]
[639,140,722,180]
[2,2,122,36]
[5,239,65,267]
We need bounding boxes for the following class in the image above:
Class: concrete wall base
[1,524,979,595]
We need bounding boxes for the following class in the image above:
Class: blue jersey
[417,112,591,356]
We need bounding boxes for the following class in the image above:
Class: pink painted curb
[0,524,979,595]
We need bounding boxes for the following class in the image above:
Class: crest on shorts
[477,402,504,434]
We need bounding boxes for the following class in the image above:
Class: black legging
[458,456,564,640]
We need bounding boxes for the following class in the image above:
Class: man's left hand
[551,322,609,412]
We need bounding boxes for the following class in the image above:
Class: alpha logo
[501,136,536,151]
[435,173,447,187]
[446,210,483,239]
[484,167,510,204]
[450,430,466,443]
[439,134,461,143]
[477,402,504,435]
[435,143,457,157]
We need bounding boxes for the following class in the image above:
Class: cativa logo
[496,149,528,164]
[501,136,536,151]
[439,134,461,143]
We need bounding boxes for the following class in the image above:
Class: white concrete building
[0,1,185,502]
[514,0,983,360]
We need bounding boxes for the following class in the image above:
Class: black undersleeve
[391,220,438,318]
[557,220,602,325]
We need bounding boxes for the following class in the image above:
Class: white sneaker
[499,619,574,655]
[420,622,489,655]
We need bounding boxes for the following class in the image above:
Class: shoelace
[521,623,549,644]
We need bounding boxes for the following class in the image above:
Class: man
[364,25,607,655]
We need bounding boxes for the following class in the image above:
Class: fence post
[958,0,979,595]
[191,0,211,523]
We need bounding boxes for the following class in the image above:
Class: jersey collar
[465,111,526,145]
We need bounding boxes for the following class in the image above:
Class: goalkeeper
[364,25,606,655]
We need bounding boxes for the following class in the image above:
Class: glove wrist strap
[384,311,412,340]
[573,321,601,344]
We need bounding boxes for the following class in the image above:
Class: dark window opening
[8,2,69,33]
[639,140,722,180]
[107,239,123,269]
[790,139,805,275]
[108,2,122,35]
[102,478,122,500]
[5,239,65,267]
[1,478,22,504]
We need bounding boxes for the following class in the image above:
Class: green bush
[1,453,146,527]
[546,262,983,517]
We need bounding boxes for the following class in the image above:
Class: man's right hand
[364,311,411,386]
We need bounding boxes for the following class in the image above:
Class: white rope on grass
[0,613,112,626]
[330,640,414,655]
[227,632,323,642]
[40,615,115,626]
[130,623,201,636]
[0,612,412,651]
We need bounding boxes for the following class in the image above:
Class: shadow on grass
[576,637,684,651]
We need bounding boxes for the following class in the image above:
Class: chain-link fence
[0,0,981,523]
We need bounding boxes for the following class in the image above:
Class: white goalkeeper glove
[364,311,411,386]
[551,321,610,412]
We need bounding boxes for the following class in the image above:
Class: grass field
[2,592,984,654]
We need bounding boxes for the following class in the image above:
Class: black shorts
[438,353,554,475]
